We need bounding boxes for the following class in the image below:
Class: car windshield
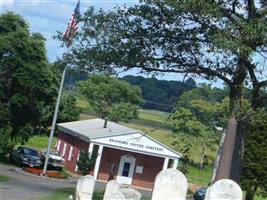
[23,148,39,156]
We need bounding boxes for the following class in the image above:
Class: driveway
[0,163,152,200]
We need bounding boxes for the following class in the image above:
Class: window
[62,143,67,157]
[122,162,131,177]
[57,140,61,151]
[68,146,73,161]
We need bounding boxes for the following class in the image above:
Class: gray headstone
[75,175,95,200]
[103,180,121,200]
[151,168,188,200]
[205,179,243,200]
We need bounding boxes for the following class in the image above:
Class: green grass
[40,188,150,200]
[40,188,75,200]
[0,174,11,182]
[22,135,56,151]
[255,195,267,200]
[187,165,213,186]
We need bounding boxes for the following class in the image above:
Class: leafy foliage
[0,13,80,156]
[78,74,143,122]
[77,151,96,176]
[241,110,267,200]
[0,13,57,154]
[122,75,195,111]
[58,0,267,116]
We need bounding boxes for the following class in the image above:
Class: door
[117,154,136,185]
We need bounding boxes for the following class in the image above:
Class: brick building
[56,118,182,189]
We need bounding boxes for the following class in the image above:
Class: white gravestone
[103,180,122,200]
[151,168,188,200]
[107,191,125,200]
[106,187,141,200]
[205,179,243,200]
[76,175,95,200]
[119,187,141,200]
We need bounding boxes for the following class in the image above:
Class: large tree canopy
[0,13,80,155]
[0,13,56,148]
[78,74,143,122]
[61,0,267,115]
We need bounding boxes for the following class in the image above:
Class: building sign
[109,138,164,152]
[91,132,181,158]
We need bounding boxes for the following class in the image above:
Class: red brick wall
[57,132,89,172]
[98,147,164,189]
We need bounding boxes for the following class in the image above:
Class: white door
[117,154,136,185]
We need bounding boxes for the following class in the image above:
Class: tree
[241,110,267,200]
[77,151,96,175]
[78,74,143,122]
[57,0,267,195]
[59,0,267,115]
[0,13,58,155]
[0,13,81,156]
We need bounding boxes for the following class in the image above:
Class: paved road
[0,164,77,200]
[0,164,151,200]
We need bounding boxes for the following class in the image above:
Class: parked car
[41,149,65,170]
[10,147,42,168]
[193,187,207,200]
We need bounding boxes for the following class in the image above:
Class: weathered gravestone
[106,186,141,200]
[76,175,95,200]
[151,168,188,200]
[205,179,243,200]
[103,180,122,200]
[118,187,142,200]
[107,191,125,200]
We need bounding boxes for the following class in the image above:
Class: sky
[0,0,224,86]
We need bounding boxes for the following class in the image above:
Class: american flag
[64,0,80,47]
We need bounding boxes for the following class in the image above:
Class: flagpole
[42,0,79,175]
[42,66,67,175]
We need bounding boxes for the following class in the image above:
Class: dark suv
[10,147,42,168]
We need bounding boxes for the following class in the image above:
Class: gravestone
[205,179,243,200]
[103,180,121,200]
[68,195,73,200]
[119,187,141,200]
[106,186,141,200]
[75,175,95,200]
[107,191,125,200]
[151,168,188,200]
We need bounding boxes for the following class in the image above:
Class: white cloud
[2,0,139,62]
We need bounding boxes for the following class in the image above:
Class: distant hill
[64,71,196,112]
[121,75,196,112]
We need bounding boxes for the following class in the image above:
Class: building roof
[57,118,182,159]
[58,118,138,139]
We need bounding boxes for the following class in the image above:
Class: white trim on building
[62,143,67,157]
[68,145,73,161]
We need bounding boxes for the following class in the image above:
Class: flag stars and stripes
[64,0,80,47]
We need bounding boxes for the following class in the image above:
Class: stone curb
[14,168,77,184]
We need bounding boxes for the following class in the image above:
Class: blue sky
[1,0,225,86]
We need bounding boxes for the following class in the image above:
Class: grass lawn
[187,165,213,186]
[255,195,267,200]
[0,174,11,182]
[40,188,150,200]
[23,135,57,151]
